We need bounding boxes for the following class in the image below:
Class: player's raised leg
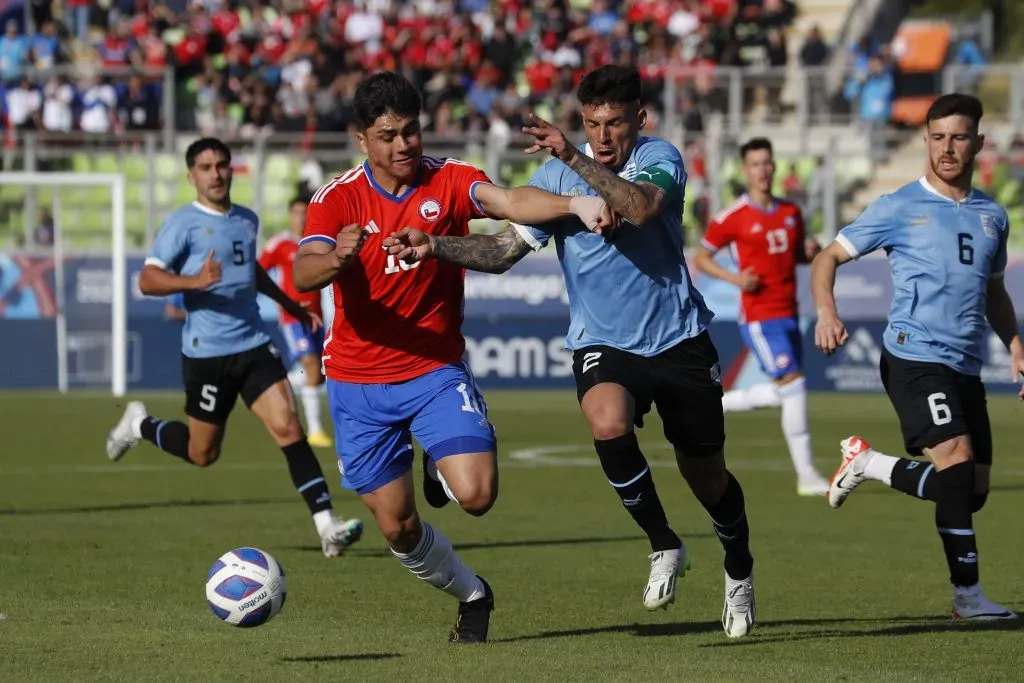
[107,399,227,467]
[329,373,495,643]
[247,369,361,558]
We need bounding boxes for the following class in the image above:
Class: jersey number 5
[232,240,247,265]
[766,228,789,255]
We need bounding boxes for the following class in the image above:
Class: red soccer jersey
[302,156,490,384]
[258,233,322,325]
[701,195,805,323]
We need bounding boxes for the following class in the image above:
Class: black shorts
[880,348,992,465]
[572,331,725,457]
[181,343,289,425]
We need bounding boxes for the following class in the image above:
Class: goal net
[0,173,128,396]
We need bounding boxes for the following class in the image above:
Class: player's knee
[458,481,498,517]
[270,415,304,445]
[972,492,988,513]
[378,514,420,552]
[189,445,221,467]
[589,416,632,441]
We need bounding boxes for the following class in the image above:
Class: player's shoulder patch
[711,196,749,225]
[310,164,365,205]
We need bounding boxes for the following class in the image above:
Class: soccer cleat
[320,517,363,558]
[422,453,450,509]
[952,585,1018,621]
[449,577,494,644]
[307,431,333,449]
[643,545,691,610]
[828,436,874,509]
[797,472,831,497]
[722,572,755,638]
[106,401,147,462]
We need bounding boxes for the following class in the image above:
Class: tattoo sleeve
[567,153,665,224]
[431,225,533,274]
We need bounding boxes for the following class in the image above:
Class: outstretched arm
[383,224,533,275]
[522,114,669,225]
[473,182,614,234]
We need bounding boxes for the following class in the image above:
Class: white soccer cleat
[321,517,364,558]
[643,545,690,610]
[828,436,874,509]
[106,401,147,462]
[722,572,755,638]
[797,472,831,497]
[952,585,1018,621]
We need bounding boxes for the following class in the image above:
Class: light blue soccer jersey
[513,136,713,356]
[836,177,1009,376]
[146,201,269,358]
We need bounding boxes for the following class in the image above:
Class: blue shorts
[327,362,496,495]
[739,316,802,380]
[281,322,324,364]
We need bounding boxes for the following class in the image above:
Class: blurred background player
[294,71,610,644]
[105,137,362,558]
[163,292,186,321]
[813,94,1022,620]
[387,65,756,639]
[693,137,830,497]
[259,196,331,448]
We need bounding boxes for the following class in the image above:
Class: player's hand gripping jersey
[301,157,490,383]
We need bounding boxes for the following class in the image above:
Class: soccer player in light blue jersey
[385,66,756,638]
[813,94,1024,620]
[105,138,363,558]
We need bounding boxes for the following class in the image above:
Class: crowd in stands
[0,0,799,139]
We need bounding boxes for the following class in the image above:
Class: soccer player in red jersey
[258,197,332,448]
[292,71,611,643]
[693,137,830,496]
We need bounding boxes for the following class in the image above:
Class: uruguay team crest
[418,198,442,222]
[980,214,997,238]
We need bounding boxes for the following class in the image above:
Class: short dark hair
[289,196,308,208]
[926,93,983,127]
[740,137,773,159]
[577,65,643,107]
[353,71,422,130]
[185,137,231,168]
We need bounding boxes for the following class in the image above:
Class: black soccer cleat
[422,452,451,509]
[449,577,494,644]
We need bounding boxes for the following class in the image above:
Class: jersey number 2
[766,228,789,255]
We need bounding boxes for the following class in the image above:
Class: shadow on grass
[499,614,1023,644]
[699,614,1024,647]
[0,497,295,516]
[286,533,708,556]
[281,653,401,663]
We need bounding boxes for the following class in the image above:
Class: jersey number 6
[957,233,974,266]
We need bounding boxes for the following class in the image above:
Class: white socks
[778,378,822,479]
[300,385,324,434]
[859,450,899,485]
[722,383,781,412]
[392,521,485,602]
[312,509,335,537]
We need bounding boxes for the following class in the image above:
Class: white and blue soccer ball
[205,547,287,627]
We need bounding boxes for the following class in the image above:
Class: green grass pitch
[2,391,1024,681]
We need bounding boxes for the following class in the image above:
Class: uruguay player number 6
[927,392,952,426]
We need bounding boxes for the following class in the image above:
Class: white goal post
[1,172,127,396]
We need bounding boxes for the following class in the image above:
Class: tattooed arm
[564,152,666,226]
[521,114,672,226]
[382,224,534,275]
